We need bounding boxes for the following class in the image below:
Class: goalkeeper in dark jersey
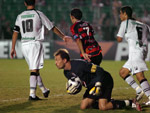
[70,8,102,65]
[54,48,141,111]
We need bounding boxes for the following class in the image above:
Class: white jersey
[117,19,149,54]
[14,9,54,42]
[117,19,150,74]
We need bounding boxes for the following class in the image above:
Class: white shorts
[123,52,148,75]
[22,41,44,70]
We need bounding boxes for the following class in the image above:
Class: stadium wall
[0,41,150,61]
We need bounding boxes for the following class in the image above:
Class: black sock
[111,100,126,109]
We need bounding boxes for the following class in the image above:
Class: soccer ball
[66,77,82,95]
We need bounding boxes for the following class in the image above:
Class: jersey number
[136,26,143,47]
[136,26,142,40]
[83,27,89,36]
[22,19,33,33]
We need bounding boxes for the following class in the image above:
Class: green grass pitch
[0,59,150,113]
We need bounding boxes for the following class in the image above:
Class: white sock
[37,75,47,93]
[30,89,36,98]
[30,74,37,98]
[140,79,150,97]
[125,75,142,94]
[124,100,130,106]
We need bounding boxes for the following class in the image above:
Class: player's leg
[35,42,50,98]
[98,85,141,111]
[23,41,49,100]
[136,72,150,105]
[110,99,142,111]
[29,71,37,98]
[97,82,140,111]
[29,69,50,100]
[98,73,114,110]
[29,69,41,100]
[37,71,50,98]
[80,98,95,109]
[119,68,143,100]
[80,88,96,109]
[98,99,137,110]
[98,98,113,110]
[21,43,40,100]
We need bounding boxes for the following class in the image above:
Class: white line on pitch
[0,87,131,102]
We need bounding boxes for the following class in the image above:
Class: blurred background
[0,0,150,60]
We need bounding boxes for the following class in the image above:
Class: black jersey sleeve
[64,70,78,80]
[70,23,80,41]
[13,25,20,33]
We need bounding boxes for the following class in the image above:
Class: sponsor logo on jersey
[21,14,35,19]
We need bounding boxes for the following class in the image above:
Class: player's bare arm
[76,39,91,62]
[52,26,72,43]
[11,31,18,59]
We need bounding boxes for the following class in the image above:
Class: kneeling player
[54,48,142,111]
[54,49,141,111]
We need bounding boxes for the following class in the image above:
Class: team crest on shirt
[40,63,43,67]
[134,67,138,70]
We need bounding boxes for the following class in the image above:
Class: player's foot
[29,96,41,101]
[136,91,144,101]
[43,89,50,98]
[144,100,150,106]
[132,99,142,111]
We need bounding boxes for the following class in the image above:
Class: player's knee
[80,99,92,109]
[119,70,123,78]
[99,105,107,111]
[80,104,87,110]
[119,69,126,78]
[119,68,130,78]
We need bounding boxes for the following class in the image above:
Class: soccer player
[70,8,102,65]
[116,6,150,105]
[54,48,141,111]
[10,0,71,100]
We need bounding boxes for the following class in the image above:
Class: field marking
[0,94,68,103]
[113,87,130,90]
[1,98,27,102]
[0,87,131,103]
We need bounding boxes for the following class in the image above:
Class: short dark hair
[71,8,82,20]
[24,0,35,6]
[121,6,133,19]
[54,49,70,62]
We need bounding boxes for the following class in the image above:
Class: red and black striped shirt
[70,21,102,58]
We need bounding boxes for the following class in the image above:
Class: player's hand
[66,76,82,95]
[10,49,16,59]
[63,36,73,44]
[89,82,101,96]
[66,80,78,94]
[82,53,91,62]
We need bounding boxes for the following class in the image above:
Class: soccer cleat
[144,100,150,106]
[43,89,50,98]
[136,91,144,101]
[132,99,142,111]
[29,96,41,101]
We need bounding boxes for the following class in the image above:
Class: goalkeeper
[54,48,141,111]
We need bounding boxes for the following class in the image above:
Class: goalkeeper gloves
[89,82,101,96]
[66,77,82,95]
[66,79,78,94]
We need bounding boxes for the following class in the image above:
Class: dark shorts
[83,72,113,102]
[81,52,103,65]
